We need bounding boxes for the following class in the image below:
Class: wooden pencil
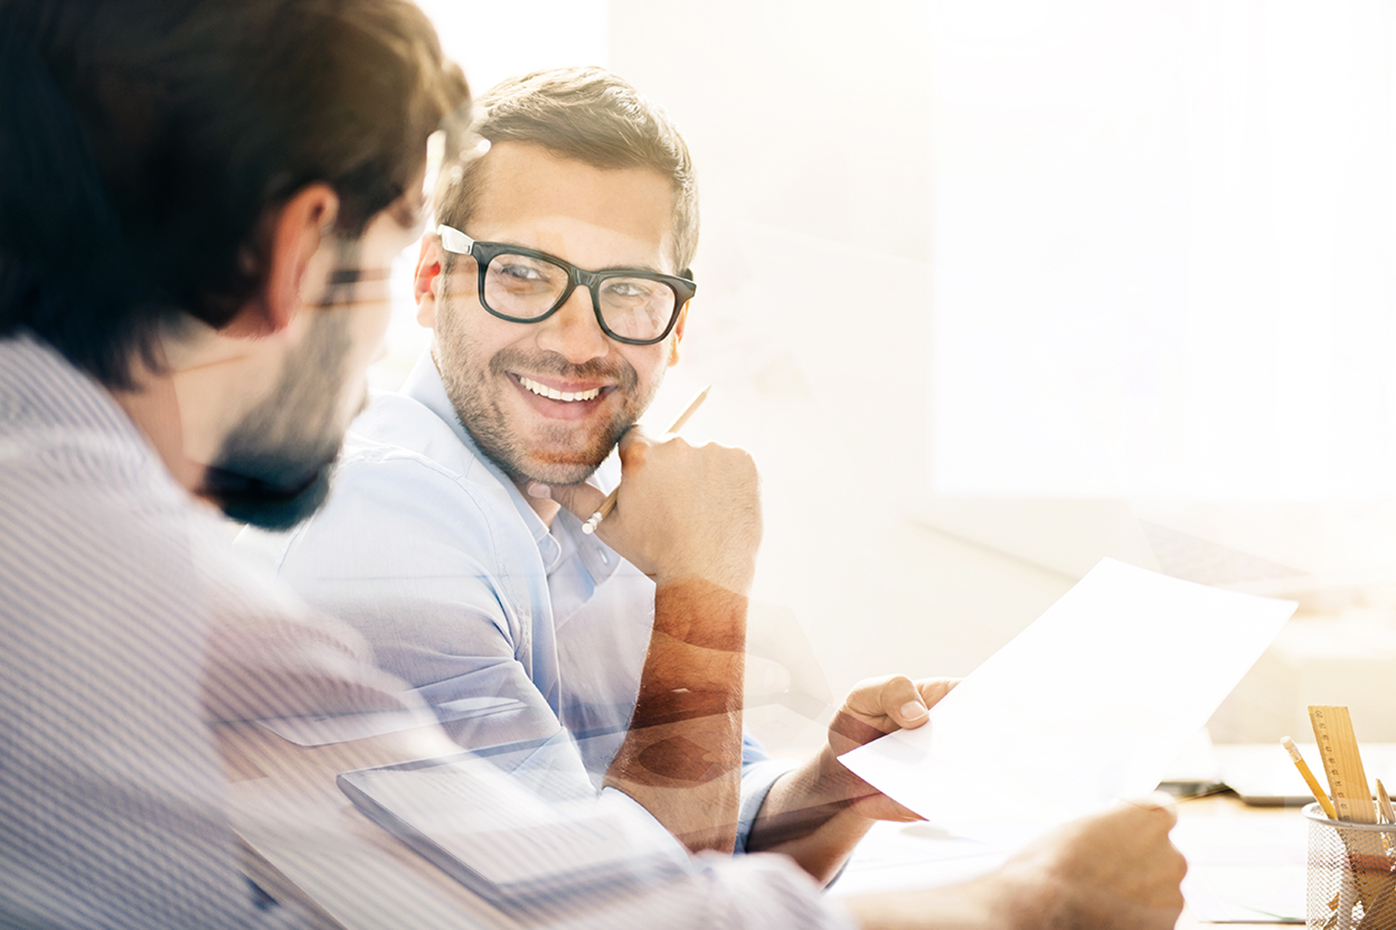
[1283,735,1339,820]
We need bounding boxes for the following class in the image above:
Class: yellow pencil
[1378,778,1395,824]
[1283,735,1339,820]
[581,386,710,535]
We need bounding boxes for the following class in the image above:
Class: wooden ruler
[1309,704,1391,920]
[1310,704,1375,823]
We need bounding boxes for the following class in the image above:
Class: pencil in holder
[1305,803,1396,930]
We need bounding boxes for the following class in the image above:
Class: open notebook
[338,753,689,915]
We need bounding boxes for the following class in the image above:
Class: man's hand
[540,425,761,595]
[991,798,1187,929]
[845,797,1187,930]
[747,675,958,882]
[825,674,957,821]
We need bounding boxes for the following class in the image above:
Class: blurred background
[374,0,1396,758]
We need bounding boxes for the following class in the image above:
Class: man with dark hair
[0,5,1184,924]
[0,0,472,924]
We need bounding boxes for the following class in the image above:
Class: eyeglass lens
[482,252,676,342]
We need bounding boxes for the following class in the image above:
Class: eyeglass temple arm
[436,224,474,255]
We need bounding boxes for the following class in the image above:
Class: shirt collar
[399,349,622,583]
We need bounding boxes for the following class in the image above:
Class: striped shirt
[0,333,851,930]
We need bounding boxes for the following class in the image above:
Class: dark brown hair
[0,0,470,387]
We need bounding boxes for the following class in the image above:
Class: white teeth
[517,375,601,402]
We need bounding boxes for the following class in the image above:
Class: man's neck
[111,361,203,496]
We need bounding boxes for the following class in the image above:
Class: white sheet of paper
[838,559,1296,834]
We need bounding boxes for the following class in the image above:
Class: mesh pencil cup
[1304,803,1396,930]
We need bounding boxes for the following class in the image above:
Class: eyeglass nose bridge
[544,267,605,321]
[549,264,642,330]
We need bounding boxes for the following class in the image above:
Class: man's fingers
[532,480,607,523]
[845,674,930,729]
[916,677,958,713]
[615,423,657,459]
[849,675,963,729]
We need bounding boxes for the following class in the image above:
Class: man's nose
[534,285,609,363]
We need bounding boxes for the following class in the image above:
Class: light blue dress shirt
[238,352,786,845]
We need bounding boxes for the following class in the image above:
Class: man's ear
[667,300,691,367]
[229,183,339,336]
[415,235,444,330]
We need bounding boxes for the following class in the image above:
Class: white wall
[388,2,1396,753]
[922,2,1396,501]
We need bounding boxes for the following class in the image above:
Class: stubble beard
[205,239,370,530]
[205,309,358,530]
[434,312,661,488]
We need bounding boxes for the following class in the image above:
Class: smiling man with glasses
[240,65,924,875]
[239,66,789,854]
[235,66,1180,896]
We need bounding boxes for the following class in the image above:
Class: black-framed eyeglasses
[436,225,695,346]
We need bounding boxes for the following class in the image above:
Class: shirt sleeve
[736,733,796,854]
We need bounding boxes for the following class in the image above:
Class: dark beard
[202,461,332,531]
[204,288,357,530]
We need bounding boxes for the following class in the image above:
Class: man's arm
[543,426,761,854]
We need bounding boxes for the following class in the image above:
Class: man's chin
[511,435,621,487]
[203,462,334,531]
[520,459,605,488]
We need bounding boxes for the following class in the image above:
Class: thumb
[527,479,607,523]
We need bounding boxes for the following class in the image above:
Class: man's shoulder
[0,334,160,490]
[347,390,482,473]
[333,394,508,514]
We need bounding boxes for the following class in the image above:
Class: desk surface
[219,720,1309,930]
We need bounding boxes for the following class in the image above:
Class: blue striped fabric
[0,332,853,930]
[0,333,286,928]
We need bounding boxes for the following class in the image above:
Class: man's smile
[513,373,606,403]
[506,369,623,424]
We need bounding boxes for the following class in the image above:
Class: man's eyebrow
[489,238,669,275]
[597,263,667,275]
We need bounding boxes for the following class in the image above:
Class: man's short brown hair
[435,66,699,274]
